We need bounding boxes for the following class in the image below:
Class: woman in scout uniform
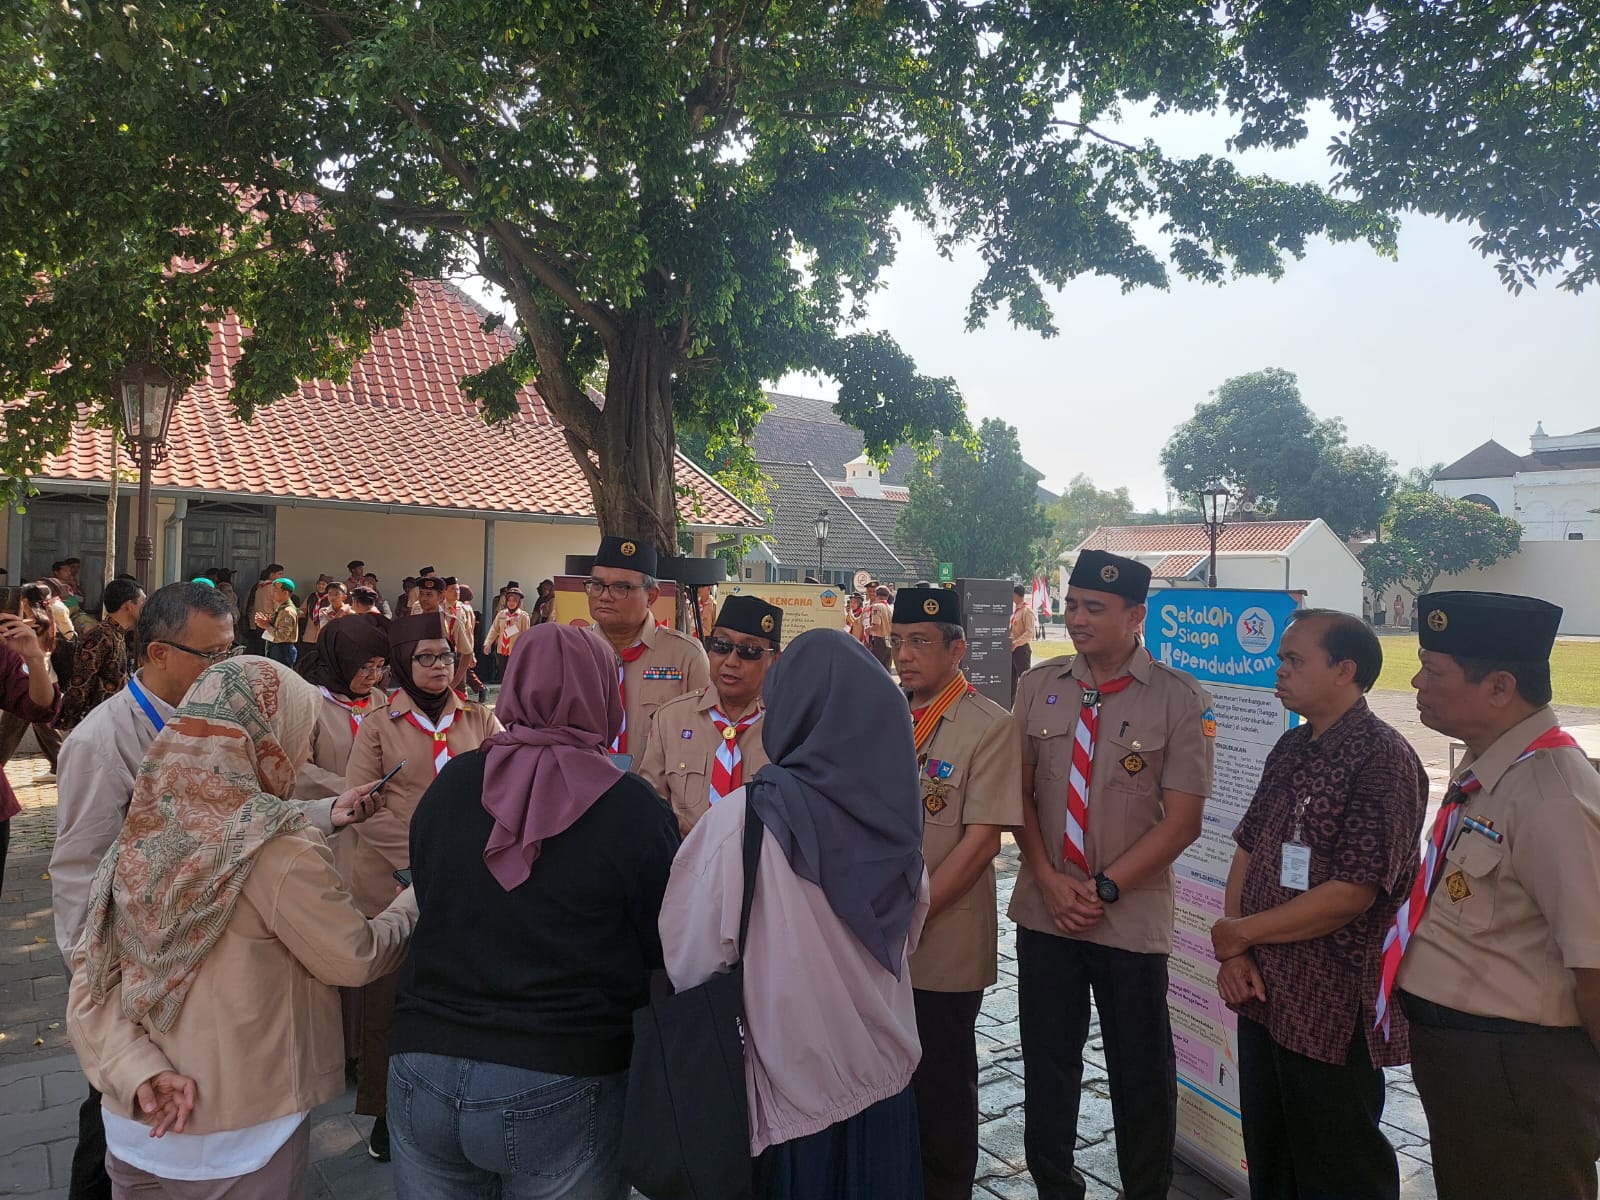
[890,586,1023,1200]
[638,595,783,836]
[1009,549,1214,1200]
[341,612,502,1163]
[582,535,710,768]
[483,585,531,683]
[1391,591,1600,1200]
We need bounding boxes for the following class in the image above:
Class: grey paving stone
[41,1068,84,1110]
[45,1137,75,1189]
[977,1105,1029,1171]
[0,1075,40,1119]
[0,1143,50,1197]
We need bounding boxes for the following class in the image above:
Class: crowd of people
[0,531,1594,1200]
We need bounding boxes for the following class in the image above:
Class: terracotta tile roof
[1149,553,1206,577]
[1075,521,1313,555]
[830,482,911,502]
[33,279,759,530]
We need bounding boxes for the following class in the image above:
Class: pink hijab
[481,624,625,890]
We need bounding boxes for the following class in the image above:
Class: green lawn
[1033,634,1600,709]
[1373,635,1600,708]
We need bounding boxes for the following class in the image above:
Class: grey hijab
[747,628,924,977]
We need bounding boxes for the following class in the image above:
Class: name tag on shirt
[1280,842,1311,891]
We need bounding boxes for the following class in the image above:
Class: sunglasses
[705,635,776,662]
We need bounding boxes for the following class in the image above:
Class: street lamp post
[1201,482,1232,589]
[814,508,831,583]
[117,359,179,591]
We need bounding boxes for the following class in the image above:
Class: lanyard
[127,676,167,734]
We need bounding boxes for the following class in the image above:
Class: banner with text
[723,582,844,646]
[1145,588,1301,1196]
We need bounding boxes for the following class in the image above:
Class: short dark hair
[1456,656,1554,707]
[102,578,143,615]
[135,582,238,662]
[1014,585,1026,597]
[1288,608,1383,692]
[936,621,965,643]
[351,587,379,606]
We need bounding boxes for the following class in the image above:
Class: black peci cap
[593,535,659,578]
[1068,550,1151,603]
[892,586,963,627]
[1417,591,1562,662]
[714,595,783,644]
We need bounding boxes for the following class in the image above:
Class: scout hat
[892,586,962,627]
[443,575,459,586]
[504,586,525,599]
[715,594,783,644]
[1417,591,1562,662]
[347,560,364,571]
[593,534,658,578]
[1068,549,1151,603]
[416,576,446,594]
[273,576,297,593]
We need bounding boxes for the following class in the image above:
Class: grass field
[1031,633,1600,709]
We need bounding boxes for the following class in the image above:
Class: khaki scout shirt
[1010,603,1036,648]
[638,689,771,833]
[1396,707,1600,1027]
[910,688,1024,993]
[618,619,712,768]
[1008,647,1213,954]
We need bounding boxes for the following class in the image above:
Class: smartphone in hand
[393,868,413,887]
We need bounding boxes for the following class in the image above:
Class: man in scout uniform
[639,594,782,835]
[1386,591,1600,1200]
[414,575,473,688]
[1010,583,1037,702]
[584,535,710,769]
[1010,548,1213,1200]
[867,584,894,668]
[890,586,1023,1200]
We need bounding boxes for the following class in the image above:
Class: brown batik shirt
[1231,698,1428,1066]
[59,619,131,729]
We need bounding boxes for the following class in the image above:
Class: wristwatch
[1093,872,1120,904]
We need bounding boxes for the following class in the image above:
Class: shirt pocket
[920,760,964,828]
[1031,726,1077,787]
[1438,834,1504,932]
[1100,730,1166,797]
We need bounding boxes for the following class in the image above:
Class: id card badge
[1280,842,1311,891]
[609,753,633,771]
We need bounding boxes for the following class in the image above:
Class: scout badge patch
[1444,869,1472,903]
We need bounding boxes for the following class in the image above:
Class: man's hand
[1210,916,1254,962]
[1039,870,1103,935]
[135,1071,197,1138]
[330,781,388,829]
[1216,952,1267,1007]
[0,613,45,660]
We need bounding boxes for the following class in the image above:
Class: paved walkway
[18,678,1586,1200]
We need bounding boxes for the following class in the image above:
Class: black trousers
[1238,1015,1397,1200]
[911,988,984,1200]
[1016,928,1177,1200]
[1404,994,1600,1200]
[69,1085,111,1200]
[1010,645,1031,704]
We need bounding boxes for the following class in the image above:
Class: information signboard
[937,562,954,584]
[957,577,1013,708]
[722,582,844,646]
[1144,588,1303,1196]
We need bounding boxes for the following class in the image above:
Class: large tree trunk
[585,315,679,554]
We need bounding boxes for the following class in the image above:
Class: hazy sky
[775,106,1600,511]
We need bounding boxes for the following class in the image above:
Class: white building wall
[1512,469,1600,541]
[1431,541,1600,636]
[1433,475,1516,516]
[1284,526,1364,615]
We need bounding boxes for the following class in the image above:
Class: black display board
[958,578,1014,708]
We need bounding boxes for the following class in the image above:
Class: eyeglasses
[411,651,459,667]
[157,640,243,665]
[354,662,387,677]
[583,579,644,598]
[888,634,950,652]
[705,636,777,662]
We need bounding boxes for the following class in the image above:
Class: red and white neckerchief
[319,687,372,739]
[610,641,649,755]
[403,706,459,775]
[708,706,763,805]
[1061,664,1141,876]
[1374,724,1581,1038]
[497,610,526,656]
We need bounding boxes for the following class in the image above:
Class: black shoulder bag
[621,806,763,1200]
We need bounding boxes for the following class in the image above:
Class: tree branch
[1047,120,1139,153]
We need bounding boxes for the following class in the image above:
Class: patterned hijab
[80,657,319,1032]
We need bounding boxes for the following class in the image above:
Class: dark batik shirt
[1232,698,1427,1066]
[59,619,130,729]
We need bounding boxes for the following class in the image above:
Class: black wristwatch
[1094,872,1120,904]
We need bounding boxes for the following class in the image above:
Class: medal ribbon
[911,671,974,752]
[1062,670,1139,876]
[609,641,648,755]
[320,686,372,739]
[708,707,763,805]
[1374,725,1581,1038]
[403,707,459,775]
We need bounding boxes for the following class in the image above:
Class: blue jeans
[265,642,297,668]
[388,1052,627,1200]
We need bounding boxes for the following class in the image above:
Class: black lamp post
[1201,481,1231,589]
[117,358,179,591]
[814,508,831,583]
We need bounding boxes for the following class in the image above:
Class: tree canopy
[4,2,1596,541]
[897,418,1049,580]
[1160,367,1397,538]
[1037,474,1134,572]
[1361,491,1523,599]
